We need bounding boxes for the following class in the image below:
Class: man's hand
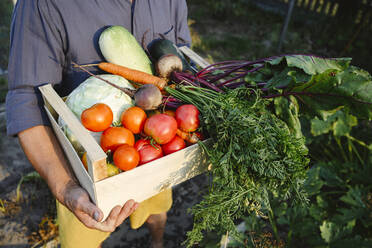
[63,181,139,232]
[18,125,138,232]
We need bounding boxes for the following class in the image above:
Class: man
[6,0,191,247]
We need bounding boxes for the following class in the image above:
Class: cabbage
[59,74,135,154]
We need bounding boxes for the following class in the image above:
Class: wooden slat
[95,139,211,220]
[39,84,108,182]
[179,46,211,69]
[44,106,97,202]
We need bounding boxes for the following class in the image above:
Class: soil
[0,103,210,248]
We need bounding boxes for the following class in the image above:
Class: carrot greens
[167,86,309,246]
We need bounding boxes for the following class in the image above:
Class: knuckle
[75,196,85,207]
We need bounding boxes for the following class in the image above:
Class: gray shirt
[6,0,191,136]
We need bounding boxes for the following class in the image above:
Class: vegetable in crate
[175,104,200,132]
[113,144,140,171]
[134,84,163,110]
[81,103,113,132]
[81,152,119,177]
[155,54,183,80]
[162,136,186,155]
[121,106,147,134]
[98,62,167,90]
[147,38,192,72]
[144,114,178,144]
[99,25,153,74]
[100,127,135,152]
[134,139,163,165]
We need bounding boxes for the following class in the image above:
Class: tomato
[113,144,140,171]
[100,127,135,152]
[81,103,113,132]
[134,139,163,165]
[134,139,151,151]
[175,104,200,132]
[162,135,186,155]
[144,114,177,144]
[107,162,120,177]
[81,152,88,171]
[121,106,147,134]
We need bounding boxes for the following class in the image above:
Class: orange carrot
[98,62,167,90]
[176,129,200,144]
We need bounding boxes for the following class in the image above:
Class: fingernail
[93,211,100,221]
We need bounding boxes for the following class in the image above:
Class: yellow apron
[57,188,172,248]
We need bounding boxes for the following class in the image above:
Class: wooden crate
[39,47,211,219]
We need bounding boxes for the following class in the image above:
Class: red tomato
[100,127,135,152]
[162,135,186,155]
[134,139,163,165]
[144,114,177,144]
[121,106,147,134]
[81,103,113,132]
[113,144,140,171]
[175,104,200,132]
[134,139,151,151]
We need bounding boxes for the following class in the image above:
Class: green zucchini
[99,26,154,74]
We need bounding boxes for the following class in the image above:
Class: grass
[16,171,42,202]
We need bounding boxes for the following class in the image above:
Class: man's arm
[18,125,139,232]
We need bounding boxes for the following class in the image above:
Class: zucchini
[99,26,153,74]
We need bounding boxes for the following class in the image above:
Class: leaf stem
[268,207,281,244]
[335,136,349,163]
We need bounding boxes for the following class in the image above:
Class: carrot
[176,129,200,144]
[98,62,167,90]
